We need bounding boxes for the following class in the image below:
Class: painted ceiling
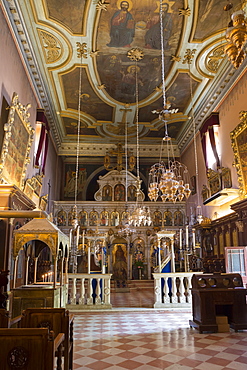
[2,0,247,156]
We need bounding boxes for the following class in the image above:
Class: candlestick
[82,230,85,251]
[192,228,196,252]
[179,229,182,249]
[185,225,189,248]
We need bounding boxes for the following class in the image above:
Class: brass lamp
[224,3,247,68]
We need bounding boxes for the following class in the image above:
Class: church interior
[1,0,247,369]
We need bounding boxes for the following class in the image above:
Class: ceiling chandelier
[224,1,247,68]
[125,48,152,227]
[148,0,191,203]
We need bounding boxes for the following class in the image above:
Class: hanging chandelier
[125,47,152,227]
[224,1,247,68]
[128,178,152,227]
[148,158,191,202]
[148,0,191,203]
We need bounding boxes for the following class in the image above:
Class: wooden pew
[0,309,22,328]
[0,328,64,370]
[0,308,9,327]
[21,308,74,370]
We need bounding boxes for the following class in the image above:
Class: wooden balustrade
[67,273,112,309]
[152,272,203,308]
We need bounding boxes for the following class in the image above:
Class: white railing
[153,272,203,308]
[154,252,171,273]
[67,273,112,309]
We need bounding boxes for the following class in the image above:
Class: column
[158,238,161,273]
[13,255,19,289]
[87,245,91,274]
[33,257,38,284]
[64,257,69,284]
[60,257,64,286]
[170,237,175,273]
[25,256,30,285]
[53,256,58,288]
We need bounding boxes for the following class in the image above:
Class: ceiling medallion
[127,48,144,61]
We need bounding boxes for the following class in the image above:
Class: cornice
[1,0,62,148]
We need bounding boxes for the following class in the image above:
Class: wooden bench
[0,328,64,370]
[21,308,74,370]
[0,308,9,327]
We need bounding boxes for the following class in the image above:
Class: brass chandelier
[125,47,152,227]
[224,1,247,68]
[148,0,191,203]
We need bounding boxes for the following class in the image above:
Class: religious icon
[107,1,135,48]
[114,184,125,201]
[100,211,109,226]
[174,211,183,226]
[79,211,87,227]
[89,211,98,226]
[164,211,172,226]
[102,184,112,201]
[127,185,136,201]
[57,210,66,226]
[111,211,120,226]
[154,211,162,227]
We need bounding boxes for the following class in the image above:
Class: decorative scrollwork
[95,0,109,11]
[179,7,191,16]
[76,42,88,59]
[39,30,62,63]
[171,55,181,62]
[8,346,29,369]
[182,49,196,64]
[206,46,225,73]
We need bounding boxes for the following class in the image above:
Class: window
[227,248,246,276]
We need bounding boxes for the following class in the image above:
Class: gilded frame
[231,111,247,198]
[0,93,34,190]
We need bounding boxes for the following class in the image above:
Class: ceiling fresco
[3,0,247,155]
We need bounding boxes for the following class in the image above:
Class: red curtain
[35,109,49,174]
[200,112,220,169]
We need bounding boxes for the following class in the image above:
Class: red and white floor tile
[73,310,247,369]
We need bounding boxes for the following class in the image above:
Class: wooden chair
[21,308,74,370]
[0,328,64,370]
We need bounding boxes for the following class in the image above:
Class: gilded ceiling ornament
[98,84,105,89]
[39,30,62,63]
[90,50,99,57]
[127,48,144,61]
[182,49,196,64]
[206,46,225,73]
[178,7,191,16]
[95,0,109,11]
[171,55,181,62]
[76,42,88,58]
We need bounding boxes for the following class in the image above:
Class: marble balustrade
[152,272,203,308]
[67,273,112,310]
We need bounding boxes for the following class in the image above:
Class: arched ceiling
[2,0,247,157]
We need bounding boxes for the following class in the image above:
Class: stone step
[110,279,154,292]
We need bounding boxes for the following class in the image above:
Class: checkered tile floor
[73,311,247,369]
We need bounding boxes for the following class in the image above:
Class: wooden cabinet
[189,273,247,333]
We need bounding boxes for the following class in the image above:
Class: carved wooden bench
[20,308,74,370]
[0,328,64,370]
